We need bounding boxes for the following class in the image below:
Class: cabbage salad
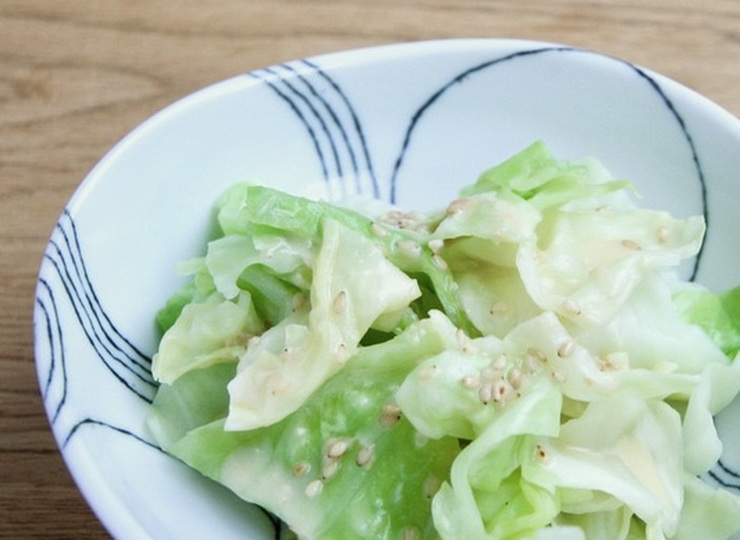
[147,142,740,540]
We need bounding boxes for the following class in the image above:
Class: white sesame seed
[327,439,349,459]
[380,403,402,427]
[479,382,493,405]
[528,348,546,364]
[371,222,389,238]
[423,476,442,499]
[598,352,628,372]
[332,290,347,314]
[398,216,420,230]
[293,462,310,477]
[397,240,421,258]
[432,254,448,270]
[305,479,323,497]
[562,299,582,316]
[447,199,469,215]
[493,379,509,402]
[382,403,401,415]
[381,210,426,231]
[551,370,566,383]
[621,239,642,250]
[656,226,669,243]
[460,375,480,390]
[356,445,375,467]
[380,210,402,226]
[427,239,444,253]
[322,460,339,480]
[557,339,575,358]
[507,368,523,389]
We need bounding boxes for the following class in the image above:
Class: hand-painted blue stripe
[248,70,330,183]
[41,258,156,403]
[44,243,155,387]
[302,58,380,199]
[389,47,571,204]
[60,209,152,364]
[35,295,58,399]
[35,281,68,424]
[264,65,346,197]
[41,253,156,403]
[708,467,740,492]
[718,459,740,479]
[51,233,152,377]
[62,417,160,450]
[281,62,362,195]
[388,46,707,281]
[628,65,707,281]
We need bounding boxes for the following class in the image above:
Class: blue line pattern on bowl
[249,59,380,201]
[36,209,157,448]
[387,46,707,280]
[707,460,740,493]
[32,41,739,538]
[44,209,155,400]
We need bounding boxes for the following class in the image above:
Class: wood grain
[2,1,739,538]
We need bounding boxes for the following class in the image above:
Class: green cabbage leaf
[149,142,740,540]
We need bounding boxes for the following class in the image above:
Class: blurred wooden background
[2,1,739,537]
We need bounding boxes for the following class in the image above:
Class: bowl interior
[34,39,740,539]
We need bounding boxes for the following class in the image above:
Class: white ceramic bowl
[34,39,740,539]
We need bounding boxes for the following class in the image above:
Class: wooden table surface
[2,1,739,538]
